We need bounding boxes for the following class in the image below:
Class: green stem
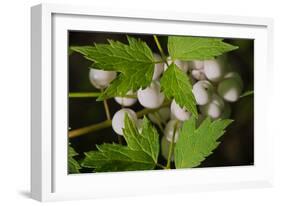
[153,35,168,65]
[69,120,111,138]
[100,89,123,144]
[155,111,165,126]
[103,99,111,120]
[156,163,166,169]
[69,92,137,99]
[117,135,123,145]
[151,113,164,132]
[69,92,101,98]
[136,101,170,118]
[101,89,111,121]
[69,101,171,139]
[166,120,178,169]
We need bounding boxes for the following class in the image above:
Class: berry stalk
[153,35,168,66]
[166,120,179,169]
[68,101,171,138]
[69,92,137,99]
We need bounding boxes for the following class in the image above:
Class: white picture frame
[31,3,274,202]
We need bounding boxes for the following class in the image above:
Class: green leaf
[175,117,233,168]
[96,75,128,100]
[68,47,74,56]
[71,36,156,99]
[69,146,78,157]
[168,36,238,60]
[70,46,95,59]
[68,146,81,174]
[240,90,254,98]
[97,72,151,101]
[82,115,160,172]
[160,63,197,117]
[68,158,81,174]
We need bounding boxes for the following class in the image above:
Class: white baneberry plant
[68,35,253,173]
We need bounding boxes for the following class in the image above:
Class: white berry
[152,53,164,80]
[192,80,214,105]
[190,60,204,70]
[148,107,170,124]
[114,91,137,107]
[112,109,137,135]
[204,60,224,82]
[200,94,224,119]
[217,78,242,102]
[224,72,243,89]
[170,99,191,121]
[137,81,165,109]
[164,120,181,143]
[89,68,116,89]
[191,69,206,80]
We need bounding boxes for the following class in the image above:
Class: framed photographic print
[31,3,274,201]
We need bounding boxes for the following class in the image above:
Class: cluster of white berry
[88,53,243,161]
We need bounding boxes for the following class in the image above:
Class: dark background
[68,31,254,173]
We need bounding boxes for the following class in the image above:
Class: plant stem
[69,92,137,99]
[136,101,170,118]
[151,113,164,132]
[166,120,178,169]
[100,89,123,144]
[69,92,101,98]
[156,163,167,169]
[117,135,123,145]
[69,120,112,138]
[155,111,165,126]
[68,101,171,139]
[153,35,168,65]
[103,99,111,120]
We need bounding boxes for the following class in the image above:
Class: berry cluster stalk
[153,35,169,66]
[68,101,171,138]
[166,120,178,169]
